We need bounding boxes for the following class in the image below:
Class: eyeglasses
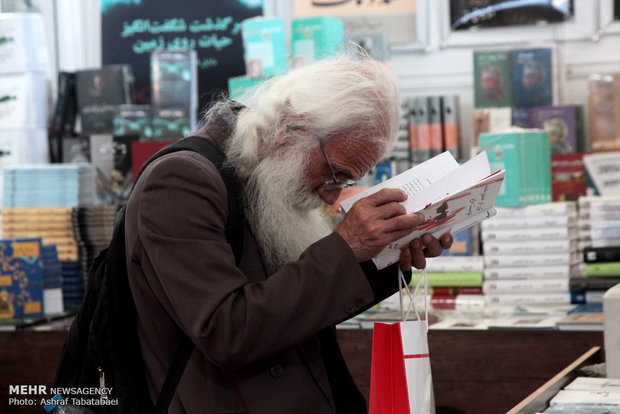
[318,140,357,191]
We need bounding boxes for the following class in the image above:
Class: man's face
[304,134,383,206]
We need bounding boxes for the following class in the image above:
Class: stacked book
[481,202,582,308]
[61,261,83,311]
[1,207,78,262]
[413,256,485,313]
[73,205,117,284]
[573,195,620,304]
[2,164,95,208]
[41,245,64,315]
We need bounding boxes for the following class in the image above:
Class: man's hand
[335,188,426,263]
[399,232,453,272]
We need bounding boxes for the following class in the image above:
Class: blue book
[0,238,45,319]
[511,48,553,107]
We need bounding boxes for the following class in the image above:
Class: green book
[291,16,344,66]
[473,50,513,108]
[479,129,551,206]
[241,17,287,77]
[227,75,269,101]
[410,271,483,288]
[585,262,620,277]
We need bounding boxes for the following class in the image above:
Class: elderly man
[125,54,452,413]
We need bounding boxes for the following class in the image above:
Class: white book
[583,152,620,197]
[579,238,620,249]
[481,226,578,242]
[579,219,620,230]
[483,239,578,255]
[484,292,572,306]
[495,202,577,218]
[483,251,581,267]
[550,389,620,406]
[578,195,620,209]
[482,277,569,294]
[484,264,582,279]
[564,377,620,391]
[481,215,576,230]
[487,315,563,330]
[340,151,505,269]
[580,228,620,240]
[424,256,484,272]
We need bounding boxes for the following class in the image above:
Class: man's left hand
[398,233,453,272]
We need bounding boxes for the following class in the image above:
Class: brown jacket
[124,107,404,413]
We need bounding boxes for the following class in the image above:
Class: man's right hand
[334,188,425,263]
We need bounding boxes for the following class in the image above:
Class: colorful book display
[473,50,513,108]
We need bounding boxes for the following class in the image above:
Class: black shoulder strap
[132,136,244,413]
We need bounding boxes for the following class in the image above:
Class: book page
[339,151,459,212]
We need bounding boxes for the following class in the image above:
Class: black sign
[101,0,263,112]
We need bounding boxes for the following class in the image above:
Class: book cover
[588,73,620,152]
[412,96,431,162]
[495,201,577,218]
[471,107,512,148]
[89,134,138,205]
[481,226,578,242]
[479,129,551,206]
[131,140,176,182]
[0,238,44,319]
[75,65,134,134]
[528,105,584,154]
[151,106,191,139]
[511,48,553,107]
[551,153,587,202]
[227,75,269,101]
[241,17,287,78]
[113,104,152,140]
[439,226,477,256]
[583,151,620,197]
[430,294,485,311]
[441,94,461,160]
[291,16,343,66]
[150,49,198,110]
[473,50,513,108]
[340,151,505,269]
[481,214,576,229]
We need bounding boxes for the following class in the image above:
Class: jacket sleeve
[131,152,405,370]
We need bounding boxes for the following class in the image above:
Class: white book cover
[550,389,620,406]
[483,251,581,267]
[484,264,581,279]
[482,277,569,294]
[484,292,571,306]
[583,152,620,197]
[340,151,505,269]
[483,239,578,255]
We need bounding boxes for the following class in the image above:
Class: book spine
[481,215,575,229]
[484,264,578,279]
[583,246,620,263]
[484,252,580,267]
[430,286,484,295]
[413,96,431,162]
[406,97,419,164]
[483,239,576,254]
[441,94,460,159]
[430,294,485,311]
[427,96,443,158]
[570,276,620,291]
[495,202,577,217]
[482,226,575,241]
[482,278,569,294]
[424,257,484,273]
[485,292,571,306]
[585,262,620,277]
[411,271,483,287]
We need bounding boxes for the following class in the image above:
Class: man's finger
[363,188,408,207]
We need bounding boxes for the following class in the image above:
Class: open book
[339,151,506,269]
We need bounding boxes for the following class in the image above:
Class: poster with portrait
[100,0,263,111]
[449,0,574,31]
[293,0,417,45]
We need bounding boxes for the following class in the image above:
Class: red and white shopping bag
[369,269,435,414]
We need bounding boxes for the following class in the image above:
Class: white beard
[242,151,334,275]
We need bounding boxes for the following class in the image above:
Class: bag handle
[398,268,428,329]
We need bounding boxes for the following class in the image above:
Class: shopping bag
[369,270,435,414]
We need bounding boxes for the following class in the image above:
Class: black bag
[53,136,244,413]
